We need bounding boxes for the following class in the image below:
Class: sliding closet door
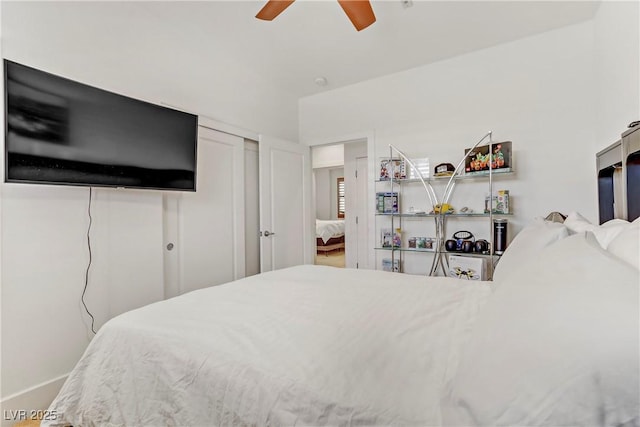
[166,127,245,296]
[244,140,261,277]
[259,135,313,272]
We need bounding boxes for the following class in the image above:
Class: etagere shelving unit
[374,131,514,280]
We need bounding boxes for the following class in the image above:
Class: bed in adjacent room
[44,215,639,427]
[316,219,345,255]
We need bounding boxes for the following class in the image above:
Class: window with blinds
[337,177,345,218]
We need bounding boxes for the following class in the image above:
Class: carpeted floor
[315,250,345,268]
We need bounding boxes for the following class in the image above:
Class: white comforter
[46,265,491,427]
[316,219,345,243]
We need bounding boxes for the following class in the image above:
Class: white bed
[316,219,345,254]
[45,215,639,427]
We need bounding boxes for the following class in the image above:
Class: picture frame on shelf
[484,190,510,214]
[381,228,401,248]
[376,192,399,213]
[464,141,512,175]
[379,158,406,180]
[416,237,436,251]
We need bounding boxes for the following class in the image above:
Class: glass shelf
[451,168,514,180]
[443,251,502,258]
[375,212,513,217]
[374,247,502,257]
[375,169,514,184]
[446,212,513,217]
[377,134,511,279]
[374,247,437,253]
[375,212,436,217]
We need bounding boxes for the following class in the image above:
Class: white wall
[314,168,331,220]
[593,0,640,148]
[311,144,344,169]
[314,166,344,220]
[329,168,344,220]
[312,144,346,220]
[1,2,299,142]
[301,5,639,273]
[0,0,299,414]
[301,20,602,237]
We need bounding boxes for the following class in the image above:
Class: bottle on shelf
[493,219,508,255]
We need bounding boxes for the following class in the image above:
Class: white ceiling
[129,0,600,98]
[5,1,601,98]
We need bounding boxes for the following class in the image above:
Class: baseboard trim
[0,374,68,427]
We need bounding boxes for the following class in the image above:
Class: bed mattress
[316,219,345,244]
[45,265,492,426]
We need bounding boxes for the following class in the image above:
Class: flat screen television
[4,60,198,191]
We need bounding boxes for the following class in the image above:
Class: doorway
[311,140,368,269]
[312,144,346,267]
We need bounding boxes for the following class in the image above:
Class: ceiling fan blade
[337,0,376,31]
[256,0,296,21]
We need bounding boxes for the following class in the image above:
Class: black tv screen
[4,60,198,191]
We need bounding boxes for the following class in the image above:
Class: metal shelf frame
[380,131,507,279]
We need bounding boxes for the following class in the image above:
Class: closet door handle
[263,230,275,237]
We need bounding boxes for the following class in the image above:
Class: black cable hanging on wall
[82,187,97,335]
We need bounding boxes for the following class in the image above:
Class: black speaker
[474,239,489,253]
[445,239,457,252]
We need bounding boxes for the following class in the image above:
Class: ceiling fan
[255,0,376,31]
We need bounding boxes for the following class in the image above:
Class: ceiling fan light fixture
[314,76,328,87]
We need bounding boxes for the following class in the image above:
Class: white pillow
[563,211,594,234]
[607,217,640,271]
[535,211,627,250]
[443,233,640,427]
[492,218,569,283]
[591,218,630,249]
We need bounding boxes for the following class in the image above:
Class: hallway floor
[315,250,345,268]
